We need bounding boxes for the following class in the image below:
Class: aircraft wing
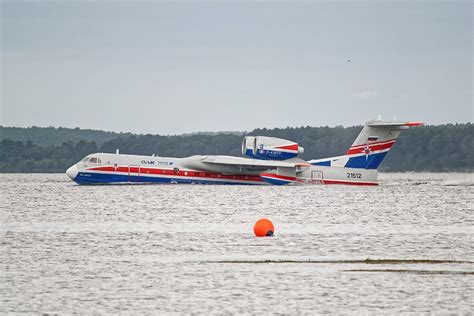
[201,155,303,169]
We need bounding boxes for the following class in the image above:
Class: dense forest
[0,123,472,172]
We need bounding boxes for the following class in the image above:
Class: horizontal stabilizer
[366,121,425,127]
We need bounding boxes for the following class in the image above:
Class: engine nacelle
[241,136,304,160]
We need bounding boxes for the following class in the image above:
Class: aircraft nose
[66,165,78,180]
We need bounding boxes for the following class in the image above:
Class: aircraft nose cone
[66,165,78,180]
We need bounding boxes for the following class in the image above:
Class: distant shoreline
[1,123,472,173]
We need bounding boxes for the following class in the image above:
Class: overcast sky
[1,0,472,134]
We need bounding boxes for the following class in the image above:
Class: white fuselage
[66,152,378,185]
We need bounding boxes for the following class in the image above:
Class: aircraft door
[311,170,323,183]
[128,165,141,182]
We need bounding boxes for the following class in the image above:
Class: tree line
[0,123,472,172]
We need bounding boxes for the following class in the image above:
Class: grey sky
[1,0,472,134]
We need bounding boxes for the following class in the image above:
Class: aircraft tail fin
[309,119,424,170]
[343,120,424,169]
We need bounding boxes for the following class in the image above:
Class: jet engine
[241,136,304,160]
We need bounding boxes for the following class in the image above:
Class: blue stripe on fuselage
[344,152,388,169]
[73,172,262,185]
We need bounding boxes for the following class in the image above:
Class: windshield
[80,156,102,165]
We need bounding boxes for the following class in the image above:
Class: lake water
[1,173,473,314]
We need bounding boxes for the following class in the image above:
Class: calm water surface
[1,173,473,314]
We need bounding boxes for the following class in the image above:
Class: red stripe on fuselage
[87,166,264,182]
[259,173,297,181]
[85,166,379,186]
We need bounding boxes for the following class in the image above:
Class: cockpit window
[89,157,100,163]
[82,156,101,164]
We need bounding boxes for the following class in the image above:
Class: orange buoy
[254,218,274,237]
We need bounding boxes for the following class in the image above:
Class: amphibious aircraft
[66,119,423,185]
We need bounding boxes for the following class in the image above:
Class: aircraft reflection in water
[66,119,423,185]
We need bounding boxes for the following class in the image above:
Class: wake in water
[380,172,474,186]
[442,179,474,186]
